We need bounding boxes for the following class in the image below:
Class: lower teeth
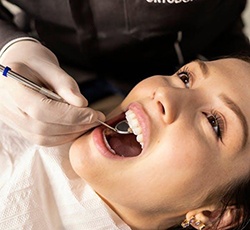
[103,130,116,155]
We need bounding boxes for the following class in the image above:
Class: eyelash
[205,111,224,140]
[177,66,224,140]
[177,66,191,88]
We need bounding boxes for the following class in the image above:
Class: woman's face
[70,58,250,225]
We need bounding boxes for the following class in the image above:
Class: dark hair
[219,176,250,230]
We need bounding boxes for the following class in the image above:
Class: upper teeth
[125,110,144,148]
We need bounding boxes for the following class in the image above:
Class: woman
[1,57,250,229]
[70,57,250,229]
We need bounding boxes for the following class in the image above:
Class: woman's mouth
[102,110,144,157]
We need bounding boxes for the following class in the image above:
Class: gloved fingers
[26,59,88,107]
[9,124,86,147]
[0,108,100,135]
[4,78,105,125]
[0,108,99,146]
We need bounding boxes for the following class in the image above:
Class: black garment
[0,0,249,88]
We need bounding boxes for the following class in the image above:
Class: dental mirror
[97,119,133,134]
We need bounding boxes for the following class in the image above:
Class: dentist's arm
[0,40,105,146]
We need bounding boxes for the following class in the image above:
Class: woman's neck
[103,198,184,229]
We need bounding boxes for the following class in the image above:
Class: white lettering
[146,0,193,3]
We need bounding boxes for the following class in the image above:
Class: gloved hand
[0,40,105,146]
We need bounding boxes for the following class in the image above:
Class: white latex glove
[0,40,105,146]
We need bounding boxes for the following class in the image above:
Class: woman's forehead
[209,58,250,77]
[204,59,250,98]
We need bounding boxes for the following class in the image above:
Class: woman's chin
[69,132,93,178]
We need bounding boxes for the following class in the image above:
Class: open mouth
[103,110,143,157]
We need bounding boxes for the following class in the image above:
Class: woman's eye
[177,71,190,88]
[206,113,224,140]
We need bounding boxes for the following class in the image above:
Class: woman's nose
[153,86,190,124]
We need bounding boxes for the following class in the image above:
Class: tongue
[109,133,141,157]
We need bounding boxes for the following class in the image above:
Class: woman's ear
[184,205,241,230]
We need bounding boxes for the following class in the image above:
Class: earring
[198,224,206,230]
[181,219,189,228]
[181,216,195,228]
[181,216,206,229]
[194,220,206,230]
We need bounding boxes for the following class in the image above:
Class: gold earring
[181,216,206,230]
[195,220,206,230]
[194,220,201,226]
[181,219,189,228]
[199,224,206,230]
[181,216,196,228]
[189,215,196,224]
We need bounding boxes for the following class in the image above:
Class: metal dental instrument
[0,64,63,101]
[0,64,132,134]
[98,120,132,134]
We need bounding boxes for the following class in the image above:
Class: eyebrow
[194,59,209,76]
[219,94,248,150]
